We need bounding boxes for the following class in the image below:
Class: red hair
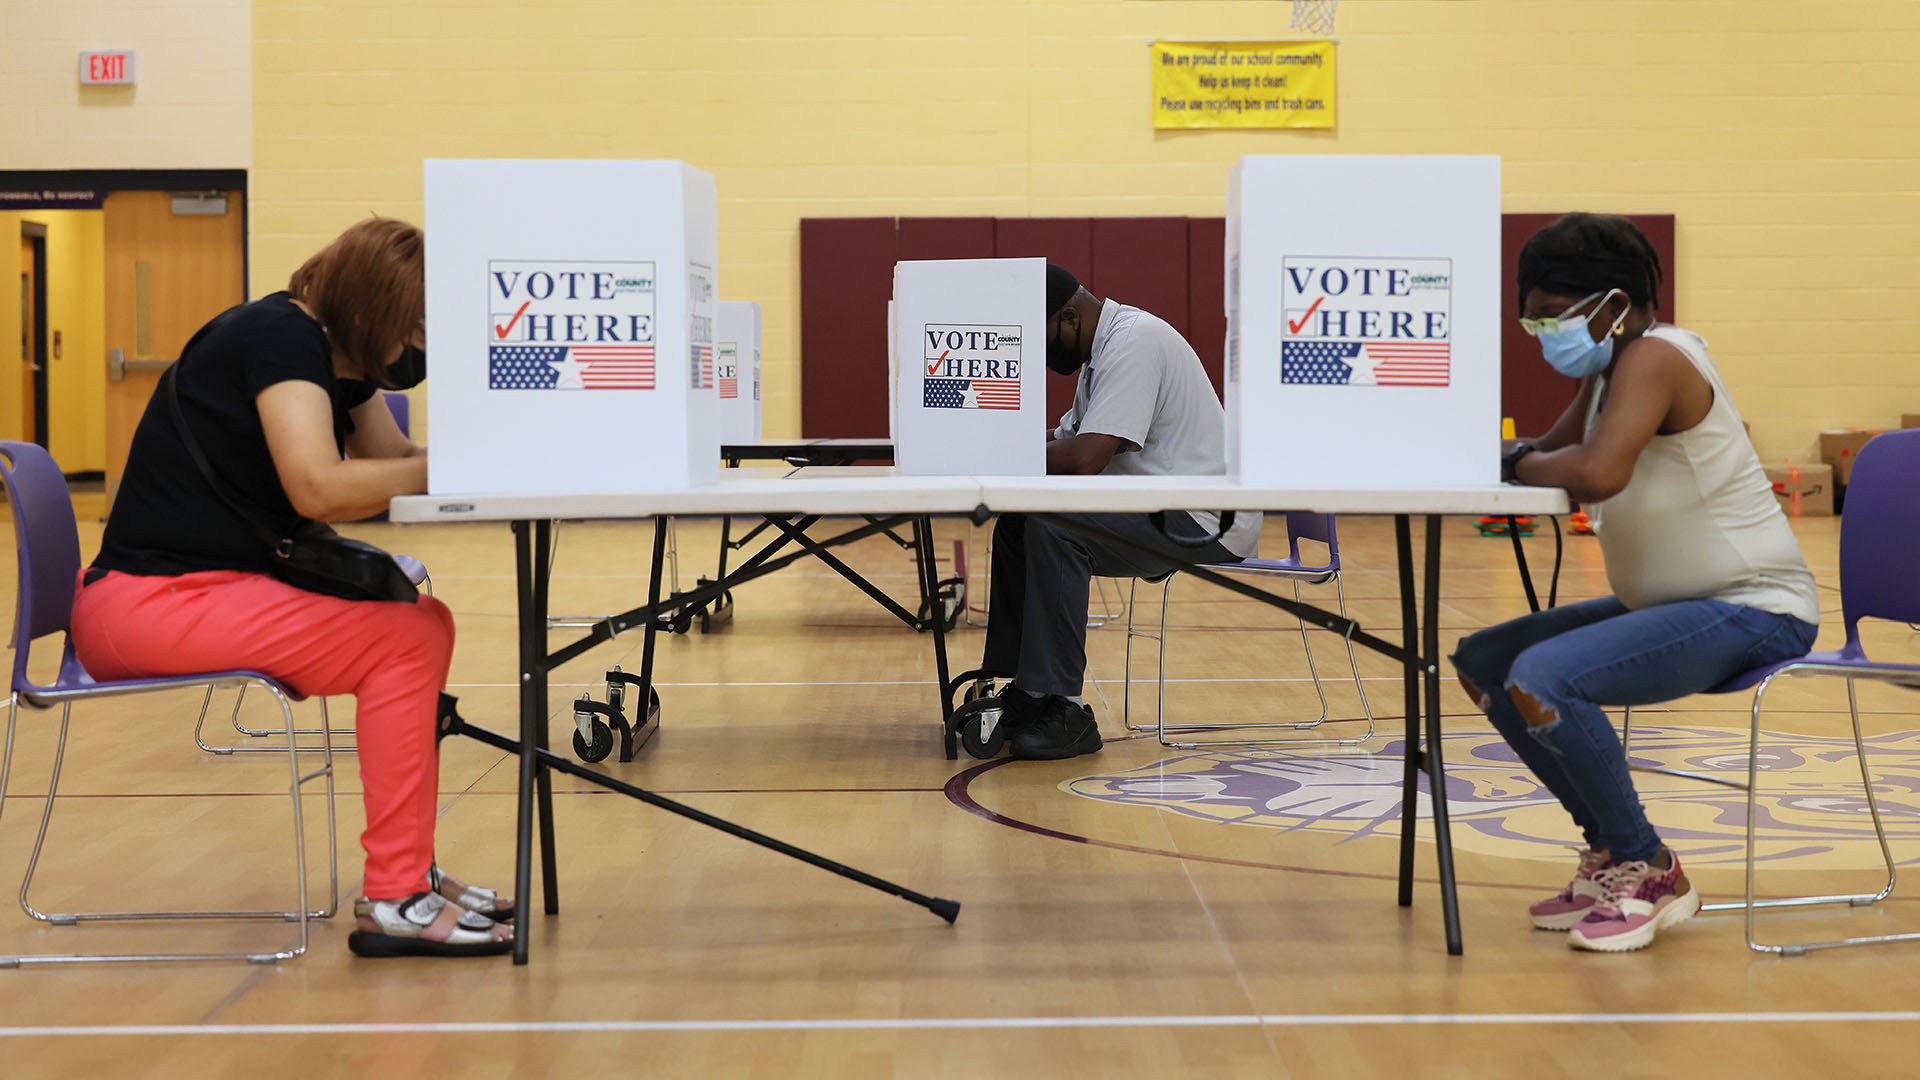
[287,217,423,390]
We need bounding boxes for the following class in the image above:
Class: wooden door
[18,237,34,443]
[102,190,245,501]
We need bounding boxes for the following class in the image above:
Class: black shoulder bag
[166,363,420,604]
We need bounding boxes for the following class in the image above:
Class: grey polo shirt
[1053,299,1262,558]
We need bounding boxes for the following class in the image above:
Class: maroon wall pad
[1091,217,1190,335]
[1186,218,1226,400]
[799,217,896,437]
[1500,213,1678,437]
[993,218,1094,425]
[898,217,995,262]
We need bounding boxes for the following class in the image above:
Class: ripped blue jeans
[1450,596,1818,864]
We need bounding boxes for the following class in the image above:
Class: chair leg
[1153,572,1378,749]
[1334,574,1376,742]
[1291,579,1332,729]
[18,702,75,925]
[1122,578,1142,731]
[1155,575,1173,745]
[2,683,335,967]
[199,682,359,755]
[1726,673,1919,957]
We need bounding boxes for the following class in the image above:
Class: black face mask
[1046,317,1084,376]
[387,344,427,389]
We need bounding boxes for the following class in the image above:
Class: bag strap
[164,360,292,555]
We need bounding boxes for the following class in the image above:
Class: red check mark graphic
[494,300,531,340]
[928,349,949,375]
[1288,296,1324,335]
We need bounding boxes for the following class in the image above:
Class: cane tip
[929,898,961,924]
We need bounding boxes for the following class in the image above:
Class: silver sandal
[348,891,511,958]
[430,862,516,924]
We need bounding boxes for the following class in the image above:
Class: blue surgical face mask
[1532,290,1627,378]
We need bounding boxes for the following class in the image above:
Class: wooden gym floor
[3,499,1919,1078]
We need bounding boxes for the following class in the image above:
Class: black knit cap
[1515,213,1664,310]
[1045,263,1081,317]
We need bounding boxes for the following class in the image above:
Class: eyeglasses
[1517,292,1603,338]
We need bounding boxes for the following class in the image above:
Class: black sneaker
[991,688,1046,746]
[1009,697,1102,760]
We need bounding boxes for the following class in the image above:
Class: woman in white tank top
[1450,214,1819,954]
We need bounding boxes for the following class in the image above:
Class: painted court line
[3,1012,1920,1037]
[445,676,1402,689]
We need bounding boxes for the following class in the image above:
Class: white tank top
[1582,326,1820,625]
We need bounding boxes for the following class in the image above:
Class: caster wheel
[953,698,1008,759]
[962,678,996,705]
[573,720,614,762]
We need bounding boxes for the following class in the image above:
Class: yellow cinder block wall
[0,0,250,170]
[251,0,1920,456]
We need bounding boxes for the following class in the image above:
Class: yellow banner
[1150,40,1336,130]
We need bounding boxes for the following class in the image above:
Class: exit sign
[79,51,136,86]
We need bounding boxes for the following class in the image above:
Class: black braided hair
[1516,213,1665,311]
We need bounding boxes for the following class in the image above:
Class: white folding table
[393,472,1566,964]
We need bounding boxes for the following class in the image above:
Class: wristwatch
[1501,442,1536,484]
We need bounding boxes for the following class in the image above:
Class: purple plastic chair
[384,391,410,437]
[0,440,339,966]
[1620,428,1920,956]
[1124,511,1375,748]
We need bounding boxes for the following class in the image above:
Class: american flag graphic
[925,376,1020,410]
[719,373,738,399]
[489,344,656,390]
[1282,340,1451,387]
[692,343,714,389]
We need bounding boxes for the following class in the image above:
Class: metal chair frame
[0,439,338,967]
[1619,664,1919,957]
[2,685,338,967]
[1603,429,1920,956]
[1123,563,1375,749]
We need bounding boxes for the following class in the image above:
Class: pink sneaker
[1529,847,1611,931]
[1568,850,1700,953]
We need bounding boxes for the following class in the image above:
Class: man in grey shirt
[979,264,1261,760]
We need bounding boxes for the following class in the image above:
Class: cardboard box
[1819,428,1883,486]
[1902,414,1920,429]
[1763,462,1834,518]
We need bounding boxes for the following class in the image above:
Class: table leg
[532,520,559,917]
[628,516,669,763]
[915,517,957,759]
[1394,515,1420,908]
[510,520,542,965]
[1421,515,1464,955]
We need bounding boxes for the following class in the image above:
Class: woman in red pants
[71,217,512,958]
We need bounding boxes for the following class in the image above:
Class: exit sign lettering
[79,51,136,86]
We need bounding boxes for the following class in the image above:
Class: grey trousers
[981,511,1234,697]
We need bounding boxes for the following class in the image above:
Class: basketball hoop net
[1290,0,1339,36]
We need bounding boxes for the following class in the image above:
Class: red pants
[71,569,454,899]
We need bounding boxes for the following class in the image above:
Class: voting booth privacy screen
[892,258,1046,476]
[1226,155,1501,489]
[716,300,762,443]
[425,159,720,495]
